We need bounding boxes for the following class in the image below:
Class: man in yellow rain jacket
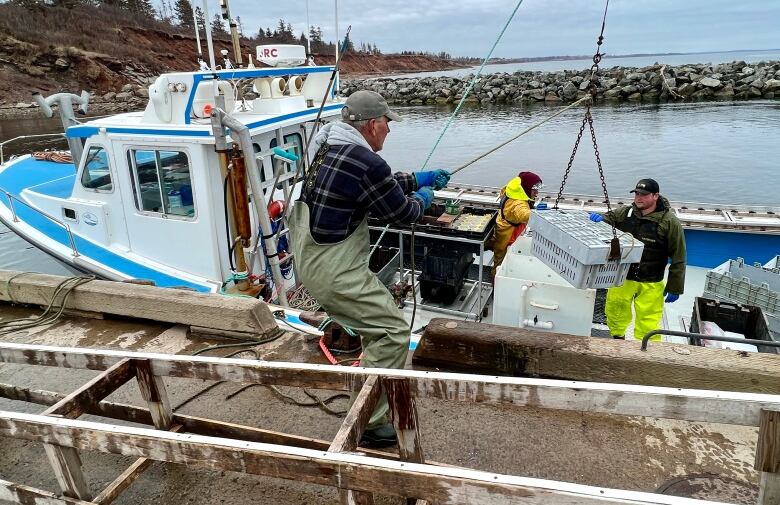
[590,178,687,341]
[490,171,543,278]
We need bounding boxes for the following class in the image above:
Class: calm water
[1,98,779,275]
[390,49,780,79]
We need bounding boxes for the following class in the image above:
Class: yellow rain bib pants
[289,201,410,428]
[605,279,666,341]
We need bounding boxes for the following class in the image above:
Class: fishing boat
[0,34,779,342]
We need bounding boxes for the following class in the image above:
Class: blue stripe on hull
[0,157,212,292]
[685,229,780,268]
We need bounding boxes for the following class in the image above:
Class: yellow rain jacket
[490,177,532,277]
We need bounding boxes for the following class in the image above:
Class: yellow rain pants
[604,279,666,341]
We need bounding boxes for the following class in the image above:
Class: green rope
[317,316,358,337]
[420,0,526,170]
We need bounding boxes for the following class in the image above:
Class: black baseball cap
[630,178,660,195]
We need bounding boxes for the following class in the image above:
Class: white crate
[529,209,644,289]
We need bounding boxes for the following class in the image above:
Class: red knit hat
[518,171,542,195]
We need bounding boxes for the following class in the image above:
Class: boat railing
[0,133,66,165]
[1,189,79,258]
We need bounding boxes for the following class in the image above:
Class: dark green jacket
[603,196,687,294]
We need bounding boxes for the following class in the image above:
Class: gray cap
[341,90,403,122]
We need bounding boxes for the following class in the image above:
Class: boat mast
[219,0,243,67]
[192,2,207,69]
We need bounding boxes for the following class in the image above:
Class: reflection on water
[1,99,778,275]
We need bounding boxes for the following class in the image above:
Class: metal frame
[0,133,67,165]
[371,225,493,321]
[1,342,779,504]
[1,189,79,257]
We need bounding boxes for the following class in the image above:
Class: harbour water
[1,77,778,275]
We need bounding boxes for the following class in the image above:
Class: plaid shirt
[302,143,424,244]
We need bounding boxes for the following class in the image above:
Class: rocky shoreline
[340,60,780,105]
[3,60,779,120]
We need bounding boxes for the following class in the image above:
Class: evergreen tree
[126,0,156,18]
[235,15,243,36]
[341,32,354,52]
[194,6,205,30]
[211,12,227,35]
[174,0,194,28]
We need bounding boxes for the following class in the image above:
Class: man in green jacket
[590,178,687,340]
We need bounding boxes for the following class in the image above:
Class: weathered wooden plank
[3,343,780,427]
[92,424,183,505]
[758,472,780,505]
[0,411,729,505]
[755,409,780,505]
[414,319,780,395]
[0,477,93,505]
[134,359,172,430]
[330,376,381,505]
[0,270,277,337]
[42,359,134,419]
[330,376,382,453]
[385,378,424,464]
[385,378,426,505]
[43,443,92,500]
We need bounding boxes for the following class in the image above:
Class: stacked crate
[528,210,644,289]
[704,257,780,340]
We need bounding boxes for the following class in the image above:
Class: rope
[449,95,592,175]
[0,275,96,336]
[420,0,526,170]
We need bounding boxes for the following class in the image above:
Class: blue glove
[535,202,547,210]
[412,187,434,210]
[589,212,604,222]
[664,292,679,303]
[415,169,451,190]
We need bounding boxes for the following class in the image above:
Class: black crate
[419,247,473,304]
[689,297,777,354]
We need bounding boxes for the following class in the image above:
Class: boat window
[127,149,195,218]
[270,133,303,188]
[80,146,113,192]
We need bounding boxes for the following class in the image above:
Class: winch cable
[448,94,591,176]
[419,0,526,171]
[552,0,622,261]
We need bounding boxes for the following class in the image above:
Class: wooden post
[134,359,173,430]
[40,358,134,501]
[755,409,780,505]
[329,376,381,505]
[0,477,94,505]
[43,444,92,501]
[384,377,426,505]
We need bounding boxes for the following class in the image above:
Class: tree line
[7,0,453,59]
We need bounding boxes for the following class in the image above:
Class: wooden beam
[0,270,278,338]
[330,376,381,505]
[0,411,725,505]
[134,359,172,430]
[43,443,92,501]
[385,378,426,505]
[92,424,183,505]
[755,409,780,505]
[414,319,780,395]
[0,477,93,505]
[42,359,134,419]
[3,343,780,427]
[330,376,382,453]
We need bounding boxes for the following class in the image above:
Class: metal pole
[334,0,339,69]
[201,0,217,70]
[640,329,780,351]
[192,2,203,62]
[306,0,311,55]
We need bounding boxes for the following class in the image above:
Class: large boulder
[699,77,722,88]
[762,79,780,92]
[561,82,578,100]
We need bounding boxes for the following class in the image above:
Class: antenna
[201,0,217,70]
[192,1,205,69]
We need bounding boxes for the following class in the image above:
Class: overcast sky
[193,0,779,58]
